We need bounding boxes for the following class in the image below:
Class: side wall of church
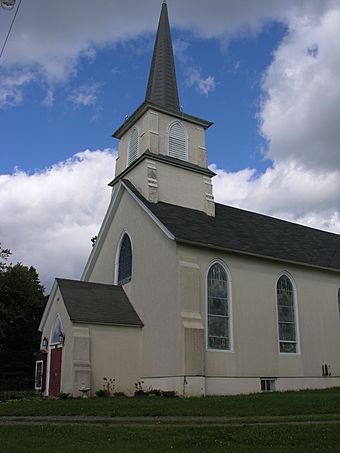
[85,190,183,387]
[177,244,340,394]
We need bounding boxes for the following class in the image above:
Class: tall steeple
[145,1,180,112]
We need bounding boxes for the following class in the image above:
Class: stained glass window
[277,275,297,353]
[117,234,132,285]
[207,263,229,350]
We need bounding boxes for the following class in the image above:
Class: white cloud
[1,150,339,294]
[69,82,102,107]
[259,6,340,172]
[185,67,216,96]
[0,71,36,107]
[0,149,116,292]
[0,0,335,84]
[212,163,340,233]
[41,88,54,107]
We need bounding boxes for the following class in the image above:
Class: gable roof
[57,278,143,327]
[123,180,340,272]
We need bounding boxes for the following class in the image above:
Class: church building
[36,2,340,397]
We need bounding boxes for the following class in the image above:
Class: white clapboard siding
[169,122,186,160]
[128,128,139,165]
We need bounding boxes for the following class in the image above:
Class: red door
[49,348,62,396]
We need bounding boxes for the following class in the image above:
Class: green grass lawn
[1,424,340,453]
[0,388,339,417]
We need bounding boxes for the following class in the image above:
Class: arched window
[207,263,230,350]
[50,316,63,345]
[128,127,139,165]
[277,275,297,353]
[168,121,187,161]
[117,234,132,285]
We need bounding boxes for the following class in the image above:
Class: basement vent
[169,121,187,161]
[260,378,276,392]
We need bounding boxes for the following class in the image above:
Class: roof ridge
[214,202,340,237]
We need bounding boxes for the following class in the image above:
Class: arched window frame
[206,259,233,352]
[127,126,139,167]
[49,314,64,347]
[275,272,300,354]
[167,120,188,161]
[114,231,133,286]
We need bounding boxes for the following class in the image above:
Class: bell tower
[110,1,215,216]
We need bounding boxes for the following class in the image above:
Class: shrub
[57,392,70,400]
[95,389,109,398]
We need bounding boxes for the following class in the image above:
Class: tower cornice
[113,101,213,139]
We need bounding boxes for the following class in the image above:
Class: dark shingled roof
[57,278,143,327]
[124,180,340,272]
[145,1,180,112]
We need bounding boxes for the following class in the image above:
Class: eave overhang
[112,101,213,139]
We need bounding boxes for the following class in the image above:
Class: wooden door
[49,347,62,396]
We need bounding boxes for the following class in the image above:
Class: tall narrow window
[128,127,138,165]
[277,275,297,353]
[207,263,230,350]
[168,121,187,161]
[117,234,132,285]
[50,316,63,345]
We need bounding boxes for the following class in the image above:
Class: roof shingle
[124,180,340,272]
[57,278,143,327]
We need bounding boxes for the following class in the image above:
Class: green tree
[0,248,47,389]
[0,242,11,272]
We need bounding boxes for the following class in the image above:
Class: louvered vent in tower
[128,127,139,165]
[168,121,187,160]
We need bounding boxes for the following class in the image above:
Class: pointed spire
[145,1,180,112]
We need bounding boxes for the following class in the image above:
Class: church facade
[37,2,340,397]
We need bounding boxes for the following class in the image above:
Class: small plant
[103,377,115,396]
[95,389,109,398]
[113,392,127,397]
[134,380,146,397]
[96,377,115,398]
[57,392,70,400]
[160,390,177,398]
[148,389,162,397]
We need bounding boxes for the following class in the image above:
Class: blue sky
[0,0,339,290]
[2,18,286,175]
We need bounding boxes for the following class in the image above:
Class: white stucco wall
[123,158,213,213]
[77,323,142,396]
[85,189,183,381]
[177,244,340,394]
[115,109,208,176]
